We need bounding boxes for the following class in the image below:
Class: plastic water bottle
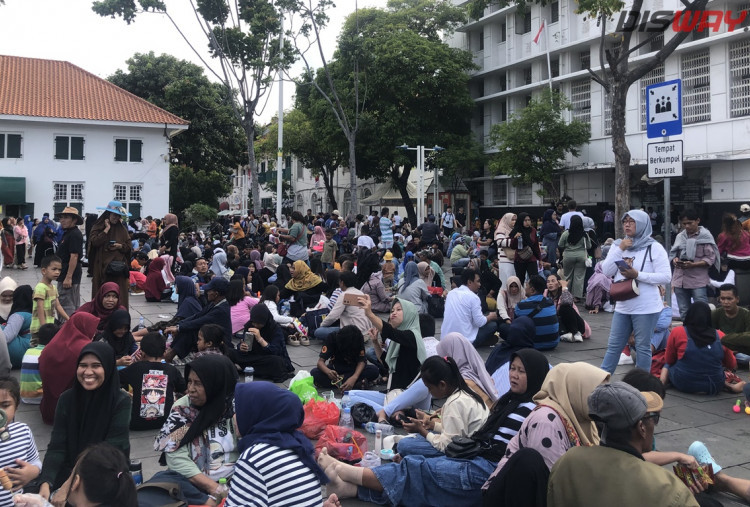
[374,430,383,454]
[137,316,145,330]
[340,407,354,429]
[215,478,229,499]
[341,391,351,409]
[244,367,254,383]
[129,460,143,485]
[364,422,394,435]
[517,235,524,249]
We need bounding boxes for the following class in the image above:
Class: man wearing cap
[55,207,84,316]
[164,277,232,362]
[548,382,698,506]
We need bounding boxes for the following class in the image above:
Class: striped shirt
[494,401,536,447]
[0,422,41,507]
[226,443,323,507]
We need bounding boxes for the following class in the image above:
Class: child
[119,332,186,431]
[30,255,69,346]
[99,309,138,368]
[321,229,337,270]
[194,323,226,358]
[0,377,42,501]
[381,250,396,287]
[311,325,380,390]
[20,323,58,405]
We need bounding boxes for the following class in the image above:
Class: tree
[487,90,590,199]
[470,0,709,235]
[169,165,231,216]
[92,0,299,214]
[183,202,218,229]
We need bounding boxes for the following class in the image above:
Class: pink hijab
[310,226,325,247]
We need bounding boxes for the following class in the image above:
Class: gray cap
[588,382,663,430]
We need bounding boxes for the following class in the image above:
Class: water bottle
[165,333,173,348]
[341,391,351,409]
[374,430,383,454]
[215,478,229,499]
[364,421,394,435]
[129,460,143,485]
[340,407,354,429]
[244,367,254,383]
[517,235,524,249]
[137,316,145,330]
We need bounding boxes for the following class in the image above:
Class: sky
[0,0,388,122]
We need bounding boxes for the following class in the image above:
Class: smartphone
[109,240,116,245]
[342,293,360,306]
[615,260,630,271]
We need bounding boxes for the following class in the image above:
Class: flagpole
[544,18,552,92]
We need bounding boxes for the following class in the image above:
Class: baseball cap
[588,382,663,430]
[741,204,750,213]
[202,277,230,294]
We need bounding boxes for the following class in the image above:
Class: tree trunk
[392,167,417,226]
[244,123,261,215]
[348,133,358,214]
[610,80,630,238]
[323,168,338,211]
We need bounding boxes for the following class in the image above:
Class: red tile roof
[0,55,189,125]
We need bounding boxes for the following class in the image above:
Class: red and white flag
[533,20,545,44]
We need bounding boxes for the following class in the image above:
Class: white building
[0,55,188,220]
[451,0,750,228]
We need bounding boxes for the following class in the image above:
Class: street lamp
[397,144,444,224]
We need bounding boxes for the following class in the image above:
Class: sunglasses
[643,412,660,425]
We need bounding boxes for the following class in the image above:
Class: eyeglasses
[643,412,660,425]
[622,218,636,224]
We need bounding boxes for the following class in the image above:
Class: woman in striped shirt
[226,382,337,507]
[319,348,550,506]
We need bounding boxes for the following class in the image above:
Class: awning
[0,177,25,204]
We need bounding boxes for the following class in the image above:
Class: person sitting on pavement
[514,275,559,350]
[544,274,590,343]
[711,283,750,356]
[547,382,697,506]
[311,325,380,390]
[441,268,499,347]
[280,260,327,317]
[73,282,127,333]
[396,262,429,314]
[315,271,371,341]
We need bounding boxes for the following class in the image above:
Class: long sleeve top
[426,390,488,452]
[441,285,487,343]
[380,321,422,390]
[510,229,542,263]
[263,300,294,325]
[230,296,260,334]
[320,287,372,331]
[665,327,735,368]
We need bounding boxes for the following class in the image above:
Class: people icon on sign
[655,96,672,114]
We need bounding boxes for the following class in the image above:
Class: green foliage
[92,0,166,23]
[169,165,230,218]
[183,203,218,229]
[488,90,590,194]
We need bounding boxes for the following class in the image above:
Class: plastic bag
[315,425,368,463]
[288,370,311,388]
[289,376,323,404]
[300,400,340,439]
[351,403,377,427]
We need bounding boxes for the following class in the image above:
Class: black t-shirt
[57,228,84,284]
[418,222,440,243]
[319,334,366,370]
[119,360,187,431]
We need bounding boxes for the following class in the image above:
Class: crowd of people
[1,198,750,505]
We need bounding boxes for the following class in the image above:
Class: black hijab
[180,355,238,448]
[9,285,33,314]
[567,215,585,245]
[249,302,279,341]
[100,309,134,359]
[510,212,533,247]
[274,264,292,289]
[684,301,718,348]
[71,342,122,456]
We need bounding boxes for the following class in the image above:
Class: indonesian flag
[533,20,545,44]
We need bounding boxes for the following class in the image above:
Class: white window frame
[729,38,750,118]
[53,182,85,212]
[492,179,508,205]
[682,49,711,124]
[113,182,143,214]
[640,64,665,130]
[570,78,591,124]
[515,182,533,205]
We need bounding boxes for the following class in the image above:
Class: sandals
[287,334,301,347]
[299,334,310,346]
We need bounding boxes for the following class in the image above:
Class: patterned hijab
[285,260,322,292]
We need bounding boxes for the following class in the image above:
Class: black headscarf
[684,301,718,348]
[249,302,279,341]
[180,355,238,448]
[71,342,122,456]
[510,212,533,248]
[100,309,134,359]
[9,285,33,314]
[274,264,292,290]
[474,348,550,462]
[567,215,585,245]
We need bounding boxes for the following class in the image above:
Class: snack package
[673,463,715,489]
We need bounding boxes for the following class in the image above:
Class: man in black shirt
[417,214,441,248]
[55,207,84,316]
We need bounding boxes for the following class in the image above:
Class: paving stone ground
[4,264,749,506]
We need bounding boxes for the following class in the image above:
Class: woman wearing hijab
[161,254,176,286]
[99,309,137,366]
[89,201,133,309]
[661,302,738,395]
[494,213,518,288]
[509,212,541,283]
[557,215,589,300]
[1,284,32,367]
[143,257,171,302]
[281,260,327,316]
[540,209,561,267]
[310,225,326,248]
[153,355,239,506]
[0,276,17,325]
[74,282,127,334]
[481,362,610,506]
[417,261,435,288]
[159,213,180,259]
[321,348,550,507]
[38,342,132,503]
[210,248,229,280]
[39,313,101,425]
[397,262,429,314]
[226,303,294,382]
[600,210,671,374]
[227,382,334,507]
[496,275,524,324]
[348,296,427,413]
[585,262,612,313]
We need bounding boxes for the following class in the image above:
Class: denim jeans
[474,321,510,348]
[600,311,662,374]
[396,434,444,458]
[674,286,708,321]
[384,380,431,417]
[149,469,209,505]
[313,326,340,341]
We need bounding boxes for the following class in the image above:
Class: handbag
[427,294,445,318]
[516,245,534,262]
[445,436,481,459]
[277,242,288,257]
[136,481,187,507]
[609,246,651,303]
[105,260,129,278]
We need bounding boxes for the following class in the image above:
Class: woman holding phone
[599,210,671,374]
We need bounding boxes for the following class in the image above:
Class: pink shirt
[717,231,750,257]
[230,296,259,334]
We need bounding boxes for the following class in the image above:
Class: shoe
[560,333,574,342]
[287,335,301,347]
[573,332,583,343]
[618,352,634,365]
[688,441,722,474]
[299,335,310,346]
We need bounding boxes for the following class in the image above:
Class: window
[516,11,531,34]
[641,32,664,55]
[551,58,560,78]
[53,182,84,214]
[479,30,484,51]
[740,2,750,28]
[477,104,485,126]
[296,194,304,209]
[570,78,591,124]
[499,100,508,122]
[498,72,507,92]
[499,22,507,43]
[54,136,84,160]
[0,133,22,159]
[580,51,590,70]
[604,92,612,135]
[682,49,711,124]
[524,12,532,33]
[113,183,143,218]
[492,179,508,205]
[729,39,750,118]
[523,67,532,85]
[515,182,533,204]
[114,139,143,162]
[640,64,665,130]
[551,1,559,23]
[261,198,273,210]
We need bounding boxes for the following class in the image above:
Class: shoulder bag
[610,246,651,302]
[105,260,129,278]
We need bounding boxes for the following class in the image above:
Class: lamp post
[397,144,444,224]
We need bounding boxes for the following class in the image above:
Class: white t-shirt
[559,211,584,230]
